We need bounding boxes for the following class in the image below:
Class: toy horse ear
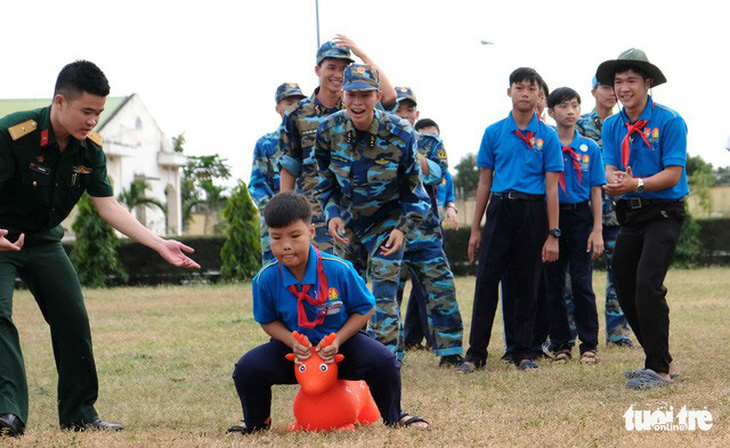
[285,353,296,362]
[292,331,311,347]
[335,354,345,363]
[320,333,337,348]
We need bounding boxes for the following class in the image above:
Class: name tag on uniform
[72,165,93,174]
[324,301,343,315]
[29,162,51,175]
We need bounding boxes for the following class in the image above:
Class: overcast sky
[3,0,729,187]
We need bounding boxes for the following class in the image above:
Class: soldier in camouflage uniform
[248,83,305,264]
[279,36,396,254]
[392,87,463,366]
[576,76,634,347]
[314,65,430,359]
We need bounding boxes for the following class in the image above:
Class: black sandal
[398,412,430,430]
[226,419,270,434]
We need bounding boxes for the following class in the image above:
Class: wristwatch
[635,178,645,193]
[548,228,561,238]
[446,204,458,214]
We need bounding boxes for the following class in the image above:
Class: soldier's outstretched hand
[0,229,24,252]
[156,239,200,269]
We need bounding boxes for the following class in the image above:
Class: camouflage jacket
[279,88,343,199]
[576,110,619,226]
[415,132,449,229]
[248,130,280,210]
[314,109,431,237]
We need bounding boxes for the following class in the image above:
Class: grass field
[5,268,729,447]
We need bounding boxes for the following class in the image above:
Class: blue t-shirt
[477,112,563,195]
[559,130,606,203]
[252,245,375,344]
[602,96,689,200]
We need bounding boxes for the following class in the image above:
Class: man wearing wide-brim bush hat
[598,48,688,390]
[595,48,667,87]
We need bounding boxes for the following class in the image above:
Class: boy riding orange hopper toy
[228,192,429,434]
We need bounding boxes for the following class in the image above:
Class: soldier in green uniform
[0,60,200,437]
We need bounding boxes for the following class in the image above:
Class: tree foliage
[70,193,128,287]
[453,153,481,196]
[220,180,261,281]
[180,154,232,233]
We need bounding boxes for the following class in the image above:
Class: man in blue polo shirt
[597,48,688,389]
[545,87,606,365]
[459,67,563,372]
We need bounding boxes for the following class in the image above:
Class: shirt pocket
[521,149,544,176]
[365,160,398,199]
[22,169,53,207]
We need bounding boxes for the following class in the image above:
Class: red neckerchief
[559,145,583,195]
[621,120,652,168]
[284,248,330,329]
[514,129,535,150]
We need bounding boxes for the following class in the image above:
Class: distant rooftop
[0,96,131,131]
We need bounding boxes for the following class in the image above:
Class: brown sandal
[552,349,571,364]
[580,350,598,364]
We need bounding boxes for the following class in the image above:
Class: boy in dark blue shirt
[544,87,606,364]
[229,192,428,433]
[459,68,563,372]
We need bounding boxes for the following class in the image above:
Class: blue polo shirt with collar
[477,111,563,195]
[559,130,606,204]
[602,96,689,200]
[253,245,375,344]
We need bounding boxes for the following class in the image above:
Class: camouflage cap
[275,82,306,104]
[316,41,355,65]
[395,86,417,106]
[595,48,666,87]
[343,64,380,92]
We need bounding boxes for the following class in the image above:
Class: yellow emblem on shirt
[86,130,103,146]
[375,159,389,165]
[8,119,37,141]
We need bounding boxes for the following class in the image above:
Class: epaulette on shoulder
[86,130,103,146]
[253,259,279,283]
[655,103,679,118]
[7,119,38,141]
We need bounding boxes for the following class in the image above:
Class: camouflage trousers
[302,193,335,255]
[259,217,274,265]
[563,225,633,344]
[336,221,404,360]
[396,227,463,358]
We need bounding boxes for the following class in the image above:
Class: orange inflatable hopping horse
[285,331,380,432]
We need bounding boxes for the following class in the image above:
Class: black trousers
[544,206,599,354]
[466,196,547,365]
[613,200,684,373]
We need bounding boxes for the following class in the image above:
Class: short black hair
[539,78,550,97]
[54,60,110,100]
[264,192,312,228]
[415,118,440,134]
[547,87,581,109]
[509,67,543,88]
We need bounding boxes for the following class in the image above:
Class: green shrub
[220,180,261,282]
[70,194,128,287]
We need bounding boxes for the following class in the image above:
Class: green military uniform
[0,105,113,427]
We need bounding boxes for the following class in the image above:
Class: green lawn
[5,268,729,447]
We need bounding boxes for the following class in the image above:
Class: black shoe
[227,420,270,434]
[608,338,635,348]
[404,341,427,351]
[439,354,464,367]
[62,418,124,432]
[0,414,24,437]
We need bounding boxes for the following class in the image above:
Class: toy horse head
[285,332,344,396]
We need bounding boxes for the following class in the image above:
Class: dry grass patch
[5,268,729,447]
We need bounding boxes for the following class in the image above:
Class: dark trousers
[0,227,99,426]
[613,200,684,374]
[544,207,599,354]
[501,269,549,361]
[466,196,547,365]
[232,331,401,428]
